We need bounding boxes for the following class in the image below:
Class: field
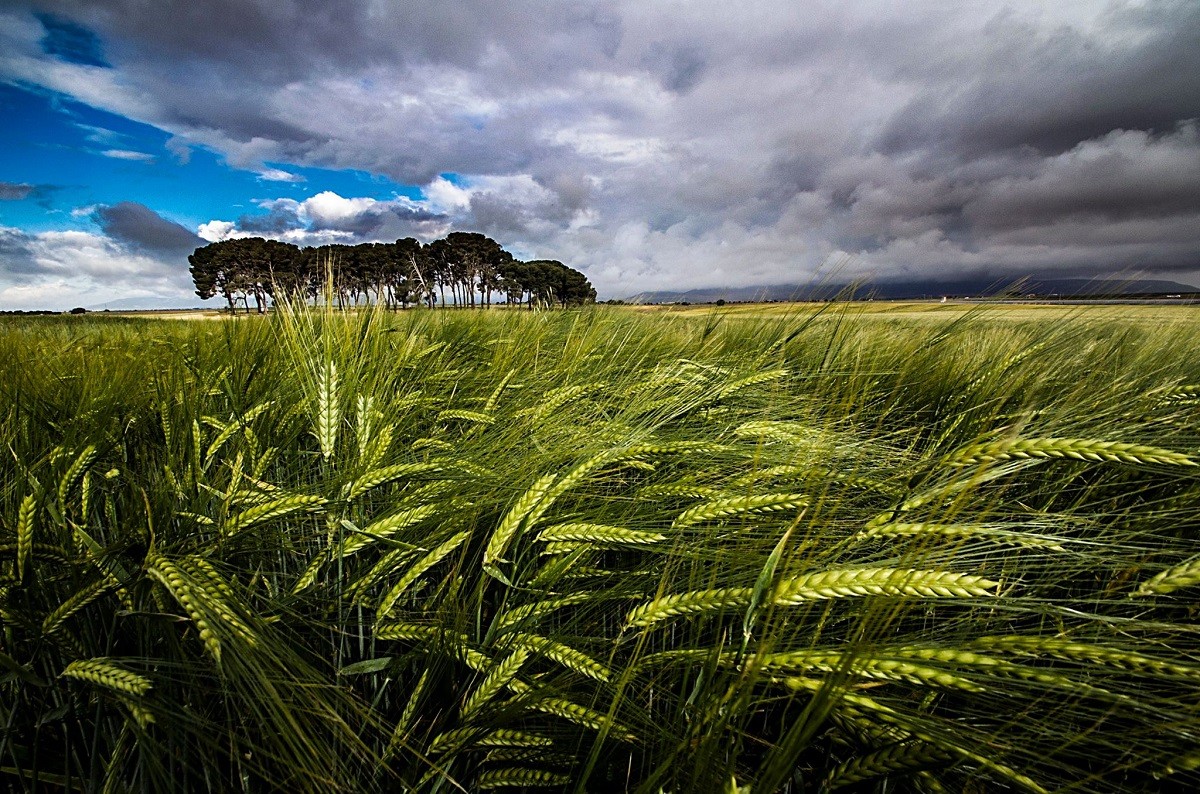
[3,301,1200,792]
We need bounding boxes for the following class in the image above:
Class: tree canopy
[188,234,595,312]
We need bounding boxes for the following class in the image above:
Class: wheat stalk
[483,748,575,765]
[0,542,70,564]
[857,522,1067,552]
[15,494,35,583]
[506,441,736,566]
[374,621,445,642]
[627,587,754,627]
[204,400,274,463]
[527,695,636,742]
[672,493,809,529]
[147,555,252,662]
[61,658,151,697]
[484,472,558,569]
[376,528,472,617]
[865,461,1036,529]
[750,651,984,692]
[346,547,419,604]
[969,635,1200,679]
[734,420,818,445]
[338,506,434,558]
[628,569,997,629]
[476,768,570,789]
[483,368,517,412]
[223,494,326,537]
[412,437,454,452]
[478,729,556,748]
[383,668,430,762]
[731,464,813,488]
[774,567,999,603]
[316,359,339,460]
[1134,555,1200,596]
[806,684,1051,794]
[948,437,1196,467]
[427,726,483,755]
[1156,384,1200,405]
[513,633,612,682]
[540,540,589,555]
[58,445,98,508]
[639,483,726,499]
[436,408,496,425]
[359,422,394,471]
[343,462,443,502]
[880,647,1097,693]
[461,647,530,717]
[823,742,953,790]
[43,578,113,636]
[493,593,594,633]
[536,523,666,546]
[354,395,376,461]
[526,382,607,423]
[715,368,789,399]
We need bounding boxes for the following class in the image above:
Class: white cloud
[0,226,207,310]
[196,220,239,242]
[100,149,156,162]
[299,191,379,224]
[422,178,474,213]
[257,167,304,182]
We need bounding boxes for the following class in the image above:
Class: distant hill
[87,295,220,311]
[627,276,1200,304]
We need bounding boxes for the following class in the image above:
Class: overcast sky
[1,0,1198,308]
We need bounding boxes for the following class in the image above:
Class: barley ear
[58,445,98,509]
[1135,555,1200,596]
[315,359,340,461]
[484,472,558,571]
[377,529,472,618]
[16,494,36,583]
[61,658,152,697]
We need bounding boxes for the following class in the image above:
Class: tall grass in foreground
[2,302,1200,792]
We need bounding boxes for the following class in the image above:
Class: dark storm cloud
[0,228,44,276]
[29,0,624,80]
[93,202,203,256]
[641,42,707,93]
[223,195,448,243]
[236,204,303,235]
[6,0,1200,297]
[877,2,1200,159]
[0,182,34,200]
[0,181,65,208]
[306,204,446,236]
[35,12,109,67]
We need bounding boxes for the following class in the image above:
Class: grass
[2,301,1200,792]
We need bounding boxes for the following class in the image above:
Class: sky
[0,0,1198,309]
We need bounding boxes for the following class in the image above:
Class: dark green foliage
[189,234,595,312]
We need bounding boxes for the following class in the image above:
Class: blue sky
[0,82,421,235]
[1,1,1198,309]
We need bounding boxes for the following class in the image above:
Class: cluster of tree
[188,232,596,313]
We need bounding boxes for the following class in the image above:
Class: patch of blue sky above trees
[1,1,1199,309]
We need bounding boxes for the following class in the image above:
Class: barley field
[3,302,1200,792]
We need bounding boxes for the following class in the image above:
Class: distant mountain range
[627,276,1200,304]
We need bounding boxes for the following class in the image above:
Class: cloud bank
[0,217,201,310]
[1,0,1198,300]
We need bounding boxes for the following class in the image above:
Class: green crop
[1,301,1199,792]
